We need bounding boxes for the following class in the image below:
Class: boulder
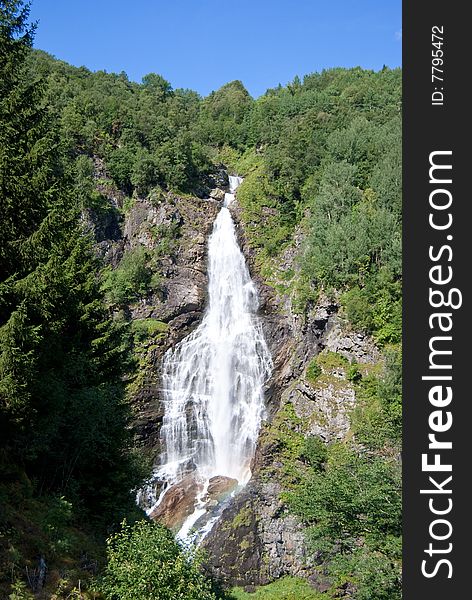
[206,475,238,503]
[150,475,200,530]
[209,188,226,201]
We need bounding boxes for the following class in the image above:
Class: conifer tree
[0,1,142,521]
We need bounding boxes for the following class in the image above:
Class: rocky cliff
[89,169,381,590]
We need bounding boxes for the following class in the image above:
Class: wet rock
[289,380,356,442]
[124,193,218,454]
[209,188,226,201]
[207,476,239,503]
[202,488,265,587]
[150,475,200,530]
[208,167,229,189]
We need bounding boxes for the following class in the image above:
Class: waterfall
[140,176,272,542]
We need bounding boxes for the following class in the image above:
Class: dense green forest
[1,2,401,598]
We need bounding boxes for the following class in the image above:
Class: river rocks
[207,476,239,503]
[150,475,200,530]
[149,475,239,534]
[209,188,226,201]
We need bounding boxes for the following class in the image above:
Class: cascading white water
[142,176,272,542]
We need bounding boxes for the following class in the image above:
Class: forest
[0,2,401,599]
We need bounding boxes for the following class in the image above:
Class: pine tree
[0,1,61,278]
[0,2,143,522]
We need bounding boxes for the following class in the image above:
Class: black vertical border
[403,1,468,598]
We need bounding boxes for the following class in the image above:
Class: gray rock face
[325,315,380,364]
[86,164,219,454]
[289,380,356,442]
[126,194,218,451]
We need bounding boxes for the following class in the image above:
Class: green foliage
[199,80,253,149]
[99,520,218,600]
[328,545,402,600]
[287,443,401,599]
[102,247,158,306]
[352,348,402,449]
[300,436,327,471]
[130,319,168,343]
[237,169,294,258]
[346,362,362,383]
[341,267,401,345]
[230,576,323,600]
[306,351,352,386]
[305,358,322,384]
[258,401,305,488]
[1,6,149,596]
[8,580,34,600]
[316,351,349,371]
[284,348,402,599]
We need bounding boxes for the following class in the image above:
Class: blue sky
[30,0,401,98]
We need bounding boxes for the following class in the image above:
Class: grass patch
[130,319,168,343]
[230,576,323,600]
[305,351,350,386]
[316,351,349,371]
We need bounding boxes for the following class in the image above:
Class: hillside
[1,4,401,599]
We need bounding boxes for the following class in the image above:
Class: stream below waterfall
[138,176,272,545]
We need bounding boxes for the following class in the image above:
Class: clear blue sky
[30,0,401,98]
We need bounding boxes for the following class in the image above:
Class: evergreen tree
[0,0,142,523]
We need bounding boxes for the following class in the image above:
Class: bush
[286,444,401,597]
[346,363,362,383]
[305,358,322,384]
[300,436,327,470]
[98,520,218,600]
[351,348,402,449]
[131,319,168,343]
[102,247,156,305]
[341,269,402,346]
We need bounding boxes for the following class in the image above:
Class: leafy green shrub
[346,363,362,383]
[351,349,402,449]
[98,520,218,600]
[328,546,402,600]
[102,247,157,305]
[8,581,34,600]
[305,358,322,384]
[131,319,168,343]
[286,443,401,599]
[237,169,294,257]
[341,268,401,346]
[300,436,327,471]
